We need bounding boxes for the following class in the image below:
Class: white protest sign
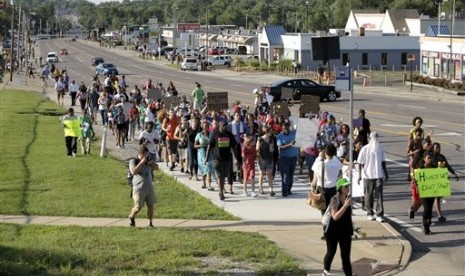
[295,117,319,149]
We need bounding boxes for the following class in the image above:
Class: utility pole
[16,2,21,72]
[9,0,15,82]
[206,7,209,70]
[448,0,456,81]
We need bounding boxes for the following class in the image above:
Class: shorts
[57,89,65,96]
[116,123,126,131]
[89,106,98,115]
[133,189,156,209]
[167,140,179,155]
[214,159,232,181]
[178,148,187,159]
[258,158,274,171]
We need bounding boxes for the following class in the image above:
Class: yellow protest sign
[414,168,451,198]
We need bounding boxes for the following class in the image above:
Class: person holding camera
[128,146,159,228]
[138,122,160,161]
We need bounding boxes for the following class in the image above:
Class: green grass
[0,223,303,275]
[0,89,304,274]
[0,89,235,220]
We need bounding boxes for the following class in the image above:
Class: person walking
[205,121,238,200]
[78,108,94,155]
[256,124,276,196]
[358,131,389,222]
[276,121,299,196]
[69,80,79,107]
[242,134,257,197]
[322,178,353,276]
[195,121,214,189]
[292,60,298,75]
[61,108,80,157]
[138,122,160,161]
[128,146,159,228]
[162,109,180,171]
[191,82,205,111]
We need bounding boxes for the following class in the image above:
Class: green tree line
[0,0,463,37]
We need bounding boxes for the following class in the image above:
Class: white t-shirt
[69,83,79,93]
[139,130,160,154]
[311,156,342,188]
[357,143,385,179]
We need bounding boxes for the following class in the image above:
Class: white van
[46,52,59,63]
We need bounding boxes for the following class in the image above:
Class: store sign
[177,23,201,31]
[422,51,439,58]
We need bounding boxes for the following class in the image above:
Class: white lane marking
[435,132,463,136]
[387,216,422,233]
[386,158,408,167]
[75,56,84,63]
[398,104,426,110]
[131,65,146,70]
[381,124,439,128]
[231,83,245,87]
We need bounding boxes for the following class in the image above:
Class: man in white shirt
[68,80,79,106]
[357,131,389,222]
[139,122,160,161]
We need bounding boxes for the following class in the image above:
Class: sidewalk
[1,48,411,276]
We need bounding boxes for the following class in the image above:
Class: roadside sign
[335,66,350,91]
[177,23,201,31]
[269,102,290,119]
[299,95,320,115]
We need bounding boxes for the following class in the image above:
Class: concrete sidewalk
[1,47,411,276]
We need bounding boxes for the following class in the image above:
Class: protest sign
[162,96,180,109]
[299,95,320,115]
[147,88,163,100]
[281,87,294,100]
[207,92,228,111]
[295,117,318,149]
[269,102,290,119]
[414,168,451,198]
[342,166,364,197]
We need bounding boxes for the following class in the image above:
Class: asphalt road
[38,39,465,275]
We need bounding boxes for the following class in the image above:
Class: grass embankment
[0,89,303,274]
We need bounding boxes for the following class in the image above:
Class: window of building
[381,53,387,65]
[362,53,368,65]
[401,53,407,65]
[342,53,349,66]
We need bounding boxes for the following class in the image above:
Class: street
[37,38,465,275]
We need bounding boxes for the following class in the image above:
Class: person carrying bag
[307,155,326,210]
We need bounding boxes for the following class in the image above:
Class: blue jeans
[100,110,108,126]
[187,146,198,176]
[279,156,297,195]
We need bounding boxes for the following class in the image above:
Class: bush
[413,75,465,91]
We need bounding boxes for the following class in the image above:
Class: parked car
[91,57,105,66]
[244,55,259,61]
[46,52,59,63]
[206,56,231,67]
[59,48,68,55]
[95,63,118,75]
[181,58,199,71]
[260,78,340,102]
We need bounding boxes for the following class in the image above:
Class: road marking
[131,65,146,70]
[380,124,439,128]
[398,104,426,110]
[435,132,463,136]
[387,216,422,233]
[386,158,408,167]
[75,56,84,63]
[230,83,245,87]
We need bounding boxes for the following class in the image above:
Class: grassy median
[0,89,304,274]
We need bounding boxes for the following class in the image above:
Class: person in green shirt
[191,82,205,111]
[79,108,94,155]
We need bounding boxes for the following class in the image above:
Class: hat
[252,88,259,94]
[327,114,335,120]
[369,131,378,140]
[336,178,351,190]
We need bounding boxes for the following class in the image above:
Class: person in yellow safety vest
[62,107,81,157]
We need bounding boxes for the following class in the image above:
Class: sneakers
[251,192,258,198]
[367,215,375,221]
[242,191,249,197]
[129,216,135,227]
[219,193,225,200]
[376,216,386,223]
[409,210,415,220]
[438,216,447,223]
[322,269,331,276]
[270,191,276,197]
[147,222,154,228]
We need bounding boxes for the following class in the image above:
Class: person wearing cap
[205,120,238,200]
[322,178,353,276]
[276,121,299,196]
[128,145,159,228]
[357,131,389,222]
[192,82,205,111]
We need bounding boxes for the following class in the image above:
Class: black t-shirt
[208,129,237,162]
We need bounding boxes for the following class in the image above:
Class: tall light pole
[448,0,456,81]
[9,0,15,82]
